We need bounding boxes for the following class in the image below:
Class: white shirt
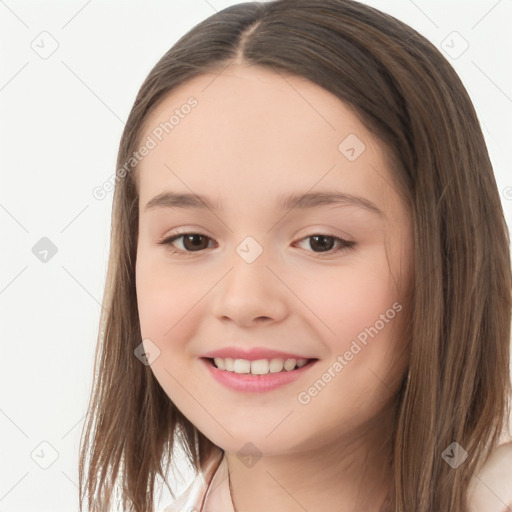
[160,450,235,512]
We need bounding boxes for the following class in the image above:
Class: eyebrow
[144,190,384,217]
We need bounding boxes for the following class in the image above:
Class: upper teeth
[213,357,309,374]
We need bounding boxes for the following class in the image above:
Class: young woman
[79,1,512,511]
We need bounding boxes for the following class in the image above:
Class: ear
[467,441,512,512]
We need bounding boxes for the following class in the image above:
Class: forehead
[136,64,396,214]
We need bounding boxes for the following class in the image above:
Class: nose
[211,255,289,327]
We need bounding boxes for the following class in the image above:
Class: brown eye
[309,235,337,252]
[295,234,355,256]
[158,232,355,258]
[157,232,216,255]
[179,234,210,251]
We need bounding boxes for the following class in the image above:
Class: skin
[135,63,414,512]
[467,442,512,512]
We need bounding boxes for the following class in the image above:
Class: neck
[225,405,396,512]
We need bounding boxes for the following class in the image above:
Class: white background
[1,0,511,511]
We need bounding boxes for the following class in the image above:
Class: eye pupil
[184,234,209,251]
[310,235,335,252]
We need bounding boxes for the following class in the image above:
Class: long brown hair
[79,1,512,510]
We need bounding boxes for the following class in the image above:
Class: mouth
[200,356,319,393]
[201,357,318,375]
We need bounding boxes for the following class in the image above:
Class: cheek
[135,256,206,403]
[135,252,220,388]
[297,255,400,346]
[292,252,406,405]
[135,255,192,359]
[136,253,197,333]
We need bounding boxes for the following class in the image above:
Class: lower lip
[200,358,318,393]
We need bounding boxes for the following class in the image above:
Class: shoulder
[467,441,512,512]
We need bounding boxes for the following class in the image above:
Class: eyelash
[157,230,356,258]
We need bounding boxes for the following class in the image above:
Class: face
[135,64,413,456]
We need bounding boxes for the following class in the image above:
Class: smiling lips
[200,346,318,392]
[201,346,317,374]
